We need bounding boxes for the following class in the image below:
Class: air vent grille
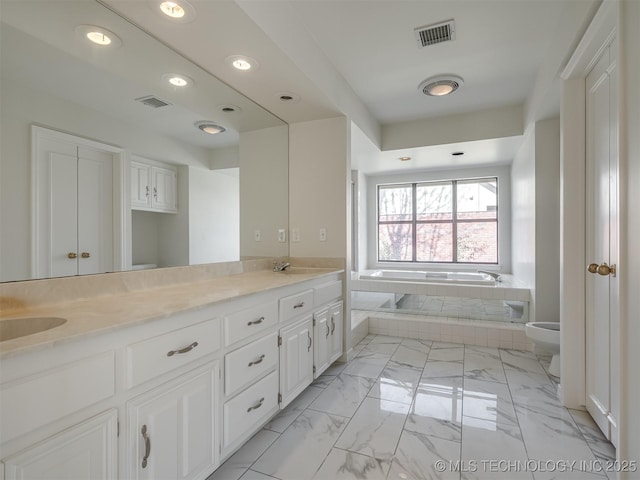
[415,20,455,48]
[135,95,172,108]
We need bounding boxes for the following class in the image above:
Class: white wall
[511,118,561,324]
[366,165,512,272]
[0,74,210,281]
[289,117,349,258]
[534,118,560,324]
[131,211,161,266]
[157,166,190,268]
[189,167,240,264]
[239,125,289,259]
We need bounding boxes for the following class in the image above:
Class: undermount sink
[0,317,67,342]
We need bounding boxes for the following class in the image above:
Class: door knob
[81,252,91,258]
[587,263,599,273]
[597,262,616,277]
[67,252,77,259]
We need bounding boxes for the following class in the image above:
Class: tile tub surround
[0,261,344,357]
[360,310,532,351]
[208,335,615,480]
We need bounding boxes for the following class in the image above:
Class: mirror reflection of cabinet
[131,157,178,214]
[32,127,126,279]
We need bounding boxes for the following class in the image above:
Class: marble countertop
[0,268,342,359]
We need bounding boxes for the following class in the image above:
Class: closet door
[34,136,78,278]
[77,146,113,275]
[585,42,618,445]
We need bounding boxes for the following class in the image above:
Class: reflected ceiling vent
[414,19,455,48]
[135,95,172,108]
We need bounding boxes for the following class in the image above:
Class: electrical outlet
[319,227,327,242]
[292,228,300,242]
[254,229,261,241]
[278,229,286,242]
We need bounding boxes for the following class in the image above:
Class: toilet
[525,322,560,377]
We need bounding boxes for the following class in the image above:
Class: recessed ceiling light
[419,75,464,96]
[149,0,196,23]
[218,104,242,114]
[75,25,122,47]
[276,91,301,103]
[226,55,259,72]
[162,73,194,87]
[452,151,465,156]
[195,121,226,135]
[399,156,412,162]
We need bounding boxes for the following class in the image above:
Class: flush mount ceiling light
[195,121,226,135]
[75,25,122,47]
[162,73,194,87]
[226,55,259,72]
[398,156,411,162]
[276,91,301,103]
[419,75,464,96]
[149,0,196,23]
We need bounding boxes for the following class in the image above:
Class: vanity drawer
[223,370,279,449]
[314,280,343,307]
[0,351,115,443]
[279,289,314,323]
[224,301,278,346]
[224,333,278,397]
[126,317,221,389]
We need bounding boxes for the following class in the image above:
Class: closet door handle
[141,425,151,469]
[166,341,198,357]
[81,252,90,258]
[67,252,77,259]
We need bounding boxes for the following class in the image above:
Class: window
[377,178,498,263]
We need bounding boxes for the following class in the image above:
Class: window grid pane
[416,223,453,262]
[457,221,498,263]
[378,224,413,261]
[378,185,413,222]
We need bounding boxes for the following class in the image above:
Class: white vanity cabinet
[2,409,118,480]
[279,314,314,408]
[131,156,177,213]
[328,301,344,364]
[126,363,218,480]
[313,307,331,378]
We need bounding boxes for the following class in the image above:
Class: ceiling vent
[414,20,455,48]
[135,95,172,108]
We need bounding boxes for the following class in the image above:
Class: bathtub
[360,269,495,285]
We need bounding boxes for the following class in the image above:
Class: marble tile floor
[208,335,615,480]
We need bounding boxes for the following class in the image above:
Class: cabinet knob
[67,252,77,259]
[81,252,90,259]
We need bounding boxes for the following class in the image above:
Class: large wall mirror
[0,0,289,282]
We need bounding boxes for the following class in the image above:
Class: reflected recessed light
[149,0,196,23]
[195,121,226,135]
[226,55,259,72]
[75,25,122,47]
[452,151,465,156]
[399,156,411,162]
[218,104,242,114]
[419,75,464,96]
[276,91,301,103]
[162,73,194,87]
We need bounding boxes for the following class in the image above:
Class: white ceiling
[9,0,599,173]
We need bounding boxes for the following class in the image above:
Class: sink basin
[0,317,67,342]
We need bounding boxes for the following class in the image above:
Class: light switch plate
[278,229,286,242]
[254,229,261,241]
[319,228,327,242]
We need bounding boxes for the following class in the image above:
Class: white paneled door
[585,41,619,446]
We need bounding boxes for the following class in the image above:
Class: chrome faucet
[273,261,291,272]
[477,270,502,282]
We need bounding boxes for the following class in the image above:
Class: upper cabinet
[131,157,178,214]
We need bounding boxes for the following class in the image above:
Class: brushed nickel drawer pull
[247,316,264,326]
[293,302,305,309]
[167,341,198,357]
[248,354,266,367]
[141,425,151,468]
[307,332,312,352]
[247,397,265,412]
[326,323,330,338]
[331,316,335,334]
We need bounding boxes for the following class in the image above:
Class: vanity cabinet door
[150,166,177,212]
[313,308,331,378]
[328,301,343,364]
[127,363,218,480]
[279,315,314,408]
[3,409,117,480]
[131,161,152,209]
